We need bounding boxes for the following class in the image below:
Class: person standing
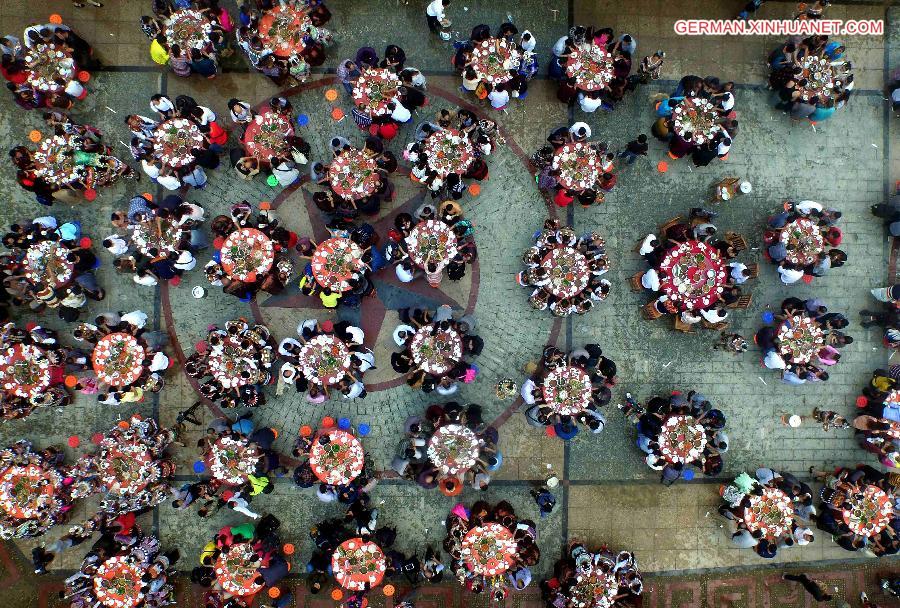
[781,573,833,602]
[618,134,649,164]
[426,0,451,37]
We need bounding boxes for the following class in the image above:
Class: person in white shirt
[763,350,786,370]
[228,99,253,124]
[395,260,415,283]
[121,310,148,329]
[174,250,196,272]
[681,310,702,325]
[133,271,158,286]
[272,159,299,186]
[342,381,365,399]
[102,235,129,256]
[64,80,85,100]
[149,352,169,372]
[519,31,536,53]
[182,166,207,189]
[569,122,591,139]
[278,337,302,357]
[716,137,732,158]
[578,91,603,113]
[728,262,748,284]
[435,377,458,396]
[777,265,804,284]
[488,84,510,110]
[639,234,658,256]
[141,159,161,180]
[551,35,569,58]
[700,307,728,324]
[149,94,175,117]
[794,200,823,215]
[520,378,537,404]
[388,101,411,123]
[156,172,181,191]
[640,268,660,291]
[717,91,735,111]
[344,325,365,345]
[461,67,479,92]
[425,0,450,35]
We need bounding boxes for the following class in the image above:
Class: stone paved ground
[0,0,898,606]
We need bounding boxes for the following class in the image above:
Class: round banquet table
[797,55,839,102]
[776,315,824,365]
[99,439,157,496]
[205,435,261,487]
[469,38,521,85]
[24,43,75,93]
[208,335,260,390]
[152,118,206,169]
[841,485,893,537]
[405,220,458,271]
[0,344,53,399]
[541,365,592,416]
[92,555,145,608]
[215,542,264,597]
[658,415,707,465]
[0,463,61,520]
[332,538,386,591]
[310,237,366,292]
[565,45,614,92]
[129,216,186,257]
[460,522,517,576]
[308,428,365,485]
[427,424,480,475]
[779,218,825,266]
[164,8,213,51]
[658,240,726,311]
[24,240,73,288]
[328,149,379,201]
[352,68,401,116]
[569,565,619,608]
[92,333,146,388]
[743,487,794,540]
[670,97,720,145]
[540,246,589,299]
[551,142,600,192]
[220,228,275,282]
[33,134,82,188]
[257,4,312,58]
[422,129,475,179]
[298,334,351,386]
[241,107,294,162]
[408,324,462,376]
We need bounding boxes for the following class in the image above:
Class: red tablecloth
[565,45,613,92]
[92,333,145,387]
[332,538,386,591]
[310,237,365,292]
[309,429,365,485]
[657,240,726,311]
[461,523,517,576]
[241,107,294,162]
[257,4,311,58]
[329,149,379,200]
[220,228,275,281]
